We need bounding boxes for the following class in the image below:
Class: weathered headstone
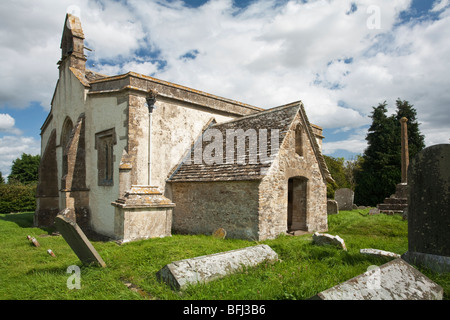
[312,232,347,251]
[156,244,278,290]
[402,144,450,273]
[334,188,354,211]
[312,258,443,300]
[326,199,339,215]
[54,213,106,267]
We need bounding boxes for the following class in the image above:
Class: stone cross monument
[376,117,409,214]
[400,117,409,183]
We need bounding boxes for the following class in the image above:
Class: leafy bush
[0,184,36,213]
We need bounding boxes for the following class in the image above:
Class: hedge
[0,184,37,214]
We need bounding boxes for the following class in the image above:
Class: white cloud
[0,113,22,135]
[322,127,369,155]
[0,114,15,130]
[322,138,368,155]
[1,0,449,166]
[0,135,40,177]
[432,0,450,12]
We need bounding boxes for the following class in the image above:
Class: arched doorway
[287,176,308,232]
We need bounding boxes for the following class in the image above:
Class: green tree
[343,155,363,191]
[324,155,352,198]
[7,153,41,185]
[355,102,398,206]
[0,172,4,184]
[354,100,425,206]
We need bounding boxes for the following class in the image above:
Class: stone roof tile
[167,102,298,182]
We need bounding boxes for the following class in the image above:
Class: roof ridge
[88,71,264,111]
[297,104,334,183]
[211,101,302,127]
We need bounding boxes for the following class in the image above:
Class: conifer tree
[355,102,397,205]
[354,99,425,206]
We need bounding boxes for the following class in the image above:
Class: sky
[0,0,449,177]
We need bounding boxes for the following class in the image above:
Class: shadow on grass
[0,212,34,228]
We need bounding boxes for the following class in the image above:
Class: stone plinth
[112,185,175,243]
[377,183,408,215]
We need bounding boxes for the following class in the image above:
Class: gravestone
[334,188,354,211]
[312,232,347,251]
[312,258,443,300]
[54,212,106,267]
[402,144,450,273]
[360,248,401,259]
[156,244,278,290]
[327,199,339,215]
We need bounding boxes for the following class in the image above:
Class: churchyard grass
[0,210,448,300]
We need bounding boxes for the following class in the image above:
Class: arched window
[61,117,73,177]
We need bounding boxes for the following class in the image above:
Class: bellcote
[58,14,86,72]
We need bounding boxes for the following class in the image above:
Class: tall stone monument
[400,117,409,183]
[402,144,450,273]
[377,117,408,214]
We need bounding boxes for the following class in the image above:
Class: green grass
[0,210,448,300]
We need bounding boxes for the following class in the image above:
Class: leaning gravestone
[54,212,106,267]
[402,144,450,273]
[156,244,278,290]
[312,258,443,300]
[334,188,354,211]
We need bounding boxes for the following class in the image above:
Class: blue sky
[1,0,450,176]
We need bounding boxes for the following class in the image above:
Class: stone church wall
[170,180,260,240]
[258,115,328,240]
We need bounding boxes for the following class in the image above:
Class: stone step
[377,203,408,211]
[379,209,405,215]
[383,197,407,204]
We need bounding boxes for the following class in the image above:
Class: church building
[35,14,333,242]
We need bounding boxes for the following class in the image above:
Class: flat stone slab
[360,248,401,259]
[312,258,443,300]
[54,214,106,267]
[156,244,278,290]
[312,232,347,251]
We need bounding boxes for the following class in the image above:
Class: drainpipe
[146,91,157,186]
